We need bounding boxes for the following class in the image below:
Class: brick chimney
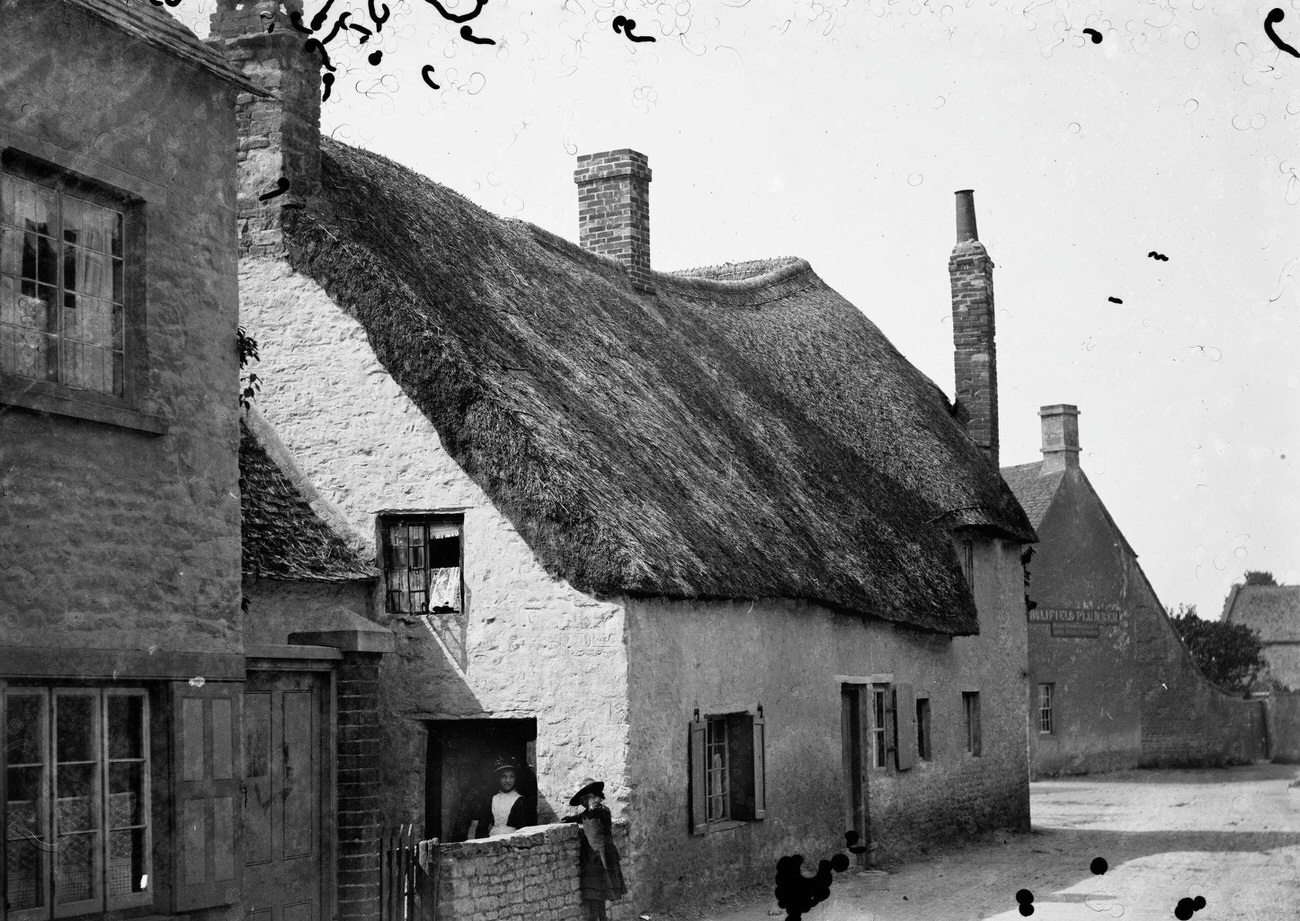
[1039,404,1081,472]
[949,189,998,468]
[574,149,653,293]
[208,0,321,256]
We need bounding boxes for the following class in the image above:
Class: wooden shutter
[171,681,243,911]
[751,711,766,820]
[894,684,917,770]
[882,687,896,766]
[688,717,706,836]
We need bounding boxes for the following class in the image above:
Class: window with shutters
[381,515,463,615]
[864,684,918,773]
[963,691,982,756]
[869,688,888,769]
[2,688,152,920]
[688,708,765,834]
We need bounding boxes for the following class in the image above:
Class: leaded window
[4,688,151,920]
[1,171,127,397]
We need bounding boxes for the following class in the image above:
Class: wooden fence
[380,824,438,921]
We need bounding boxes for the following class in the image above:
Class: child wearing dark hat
[563,778,626,921]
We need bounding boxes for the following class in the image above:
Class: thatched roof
[1223,585,1300,643]
[1001,462,1065,529]
[279,138,1034,634]
[52,0,265,93]
[240,419,377,582]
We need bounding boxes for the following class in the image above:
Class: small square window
[381,515,463,615]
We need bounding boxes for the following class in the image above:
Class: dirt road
[689,763,1300,921]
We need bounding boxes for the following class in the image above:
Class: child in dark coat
[563,777,626,921]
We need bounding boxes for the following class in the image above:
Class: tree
[1243,570,1278,586]
[1168,603,1267,693]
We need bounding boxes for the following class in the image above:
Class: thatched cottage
[1222,584,1300,690]
[1004,406,1268,777]
[212,0,1038,910]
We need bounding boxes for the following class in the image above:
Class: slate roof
[275,137,1036,635]
[1000,461,1064,530]
[1222,585,1300,643]
[239,420,377,582]
[57,0,264,93]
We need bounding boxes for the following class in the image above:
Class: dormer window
[381,515,463,614]
[960,540,975,588]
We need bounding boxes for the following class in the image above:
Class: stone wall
[1137,577,1267,767]
[624,536,1030,911]
[0,0,243,663]
[432,823,633,921]
[237,260,631,825]
[1266,692,1300,763]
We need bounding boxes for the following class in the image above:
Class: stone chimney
[949,189,998,468]
[574,149,653,293]
[1039,404,1081,472]
[208,0,321,256]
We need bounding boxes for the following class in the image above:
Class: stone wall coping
[436,822,579,859]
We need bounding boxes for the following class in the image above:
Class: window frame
[962,691,982,757]
[688,707,766,835]
[959,540,975,588]
[379,514,465,617]
[2,686,154,921]
[1038,683,1054,735]
[869,687,889,770]
[0,151,148,419]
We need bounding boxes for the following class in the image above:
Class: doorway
[841,684,869,862]
[242,670,330,921]
[424,718,537,841]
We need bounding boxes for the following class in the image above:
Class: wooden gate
[380,824,437,921]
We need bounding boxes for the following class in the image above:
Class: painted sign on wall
[1028,606,1123,638]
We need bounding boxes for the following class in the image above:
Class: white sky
[181,0,1300,619]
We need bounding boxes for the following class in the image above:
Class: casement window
[866,684,919,772]
[688,708,765,834]
[3,688,151,919]
[1038,684,1054,734]
[1,161,135,400]
[963,691,982,756]
[381,515,463,615]
[915,696,932,761]
[959,540,975,588]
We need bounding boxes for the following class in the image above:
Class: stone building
[211,3,1041,911]
[0,2,252,920]
[1003,406,1268,777]
[3,5,399,921]
[1222,584,1300,690]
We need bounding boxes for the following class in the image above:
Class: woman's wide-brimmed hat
[491,755,521,775]
[569,777,605,806]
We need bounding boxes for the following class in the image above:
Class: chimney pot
[1039,404,1081,472]
[955,189,979,243]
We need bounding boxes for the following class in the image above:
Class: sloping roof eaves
[1223,585,1300,643]
[59,0,266,94]
[240,421,378,583]
[279,138,1035,635]
[1000,461,1063,530]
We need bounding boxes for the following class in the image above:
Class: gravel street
[686,763,1300,921]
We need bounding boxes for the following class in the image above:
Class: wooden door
[242,671,328,921]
